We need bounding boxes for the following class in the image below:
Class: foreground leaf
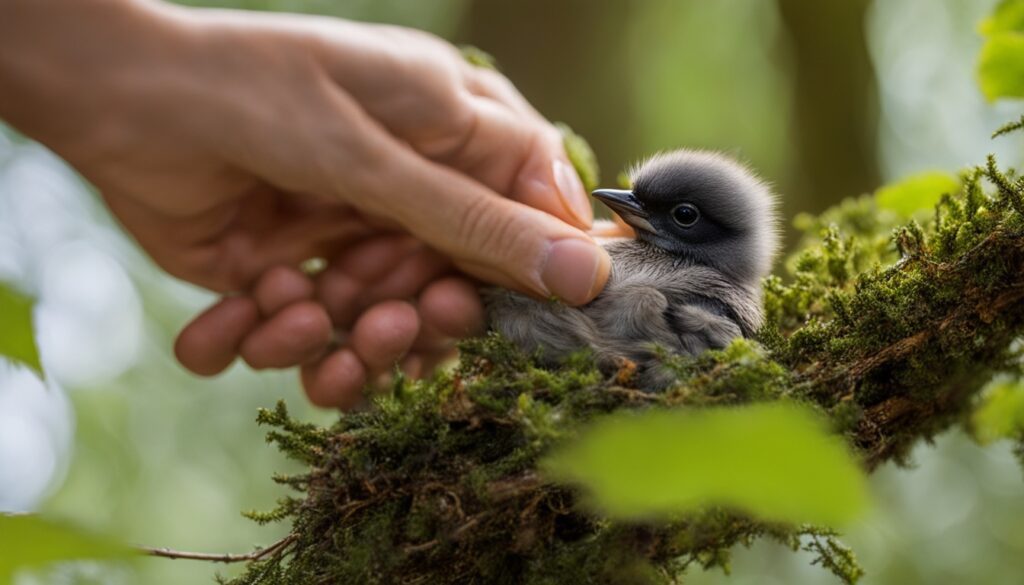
[0,282,41,375]
[543,403,870,527]
[875,171,959,217]
[0,515,134,582]
[980,0,1024,36]
[978,33,1024,100]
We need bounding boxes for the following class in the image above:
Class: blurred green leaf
[542,403,869,527]
[0,515,135,582]
[556,122,600,193]
[978,33,1024,100]
[875,171,959,217]
[0,282,42,375]
[973,380,1024,444]
[980,0,1024,35]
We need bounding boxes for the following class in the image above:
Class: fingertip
[540,238,610,306]
[254,265,316,316]
[419,277,485,338]
[239,300,333,369]
[174,296,260,377]
[334,236,419,282]
[316,269,362,326]
[511,133,593,230]
[301,348,367,410]
[350,300,421,371]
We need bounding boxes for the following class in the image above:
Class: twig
[141,533,296,564]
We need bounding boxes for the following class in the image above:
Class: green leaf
[0,282,42,375]
[875,171,959,217]
[556,122,600,193]
[542,403,870,527]
[980,0,1024,36]
[0,515,135,581]
[978,33,1024,100]
[972,380,1024,444]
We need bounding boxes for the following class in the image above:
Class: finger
[361,246,451,303]
[238,301,333,369]
[319,246,450,335]
[317,244,450,328]
[342,132,610,306]
[349,300,421,372]
[411,319,452,353]
[331,235,420,282]
[301,348,366,410]
[460,69,596,228]
[418,276,485,338]
[318,52,592,230]
[462,66,544,121]
[463,67,594,229]
[253,265,315,316]
[399,354,423,379]
[315,236,421,325]
[174,296,260,376]
[432,94,593,229]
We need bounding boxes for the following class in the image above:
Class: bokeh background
[2,0,1024,583]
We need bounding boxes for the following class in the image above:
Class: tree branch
[140,533,295,564]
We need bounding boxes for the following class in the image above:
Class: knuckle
[417,93,478,162]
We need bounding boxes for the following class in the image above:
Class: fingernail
[553,160,593,227]
[541,239,610,305]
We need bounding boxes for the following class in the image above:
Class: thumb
[351,141,610,306]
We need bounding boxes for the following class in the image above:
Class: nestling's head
[592,149,779,284]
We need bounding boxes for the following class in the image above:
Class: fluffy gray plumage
[485,149,779,389]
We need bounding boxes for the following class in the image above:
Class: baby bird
[485,150,779,389]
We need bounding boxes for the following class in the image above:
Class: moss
[557,122,600,193]
[459,45,498,70]
[222,148,1024,584]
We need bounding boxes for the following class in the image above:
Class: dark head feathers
[619,149,780,285]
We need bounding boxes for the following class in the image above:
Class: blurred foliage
[0,515,133,582]
[973,380,1024,444]
[874,171,960,218]
[0,282,41,375]
[979,0,1024,99]
[543,403,869,526]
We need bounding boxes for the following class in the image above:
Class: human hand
[0,0,610,408]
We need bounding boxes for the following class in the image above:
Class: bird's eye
[671,203,701,227]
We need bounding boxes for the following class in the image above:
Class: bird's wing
[585,283,679,357]
[484,288,600,363]
[664,302,744,355]
[652,266,764,336]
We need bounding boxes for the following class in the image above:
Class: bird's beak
[591,189,656,233]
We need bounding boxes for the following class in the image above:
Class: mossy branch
[208,151,1024,585]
